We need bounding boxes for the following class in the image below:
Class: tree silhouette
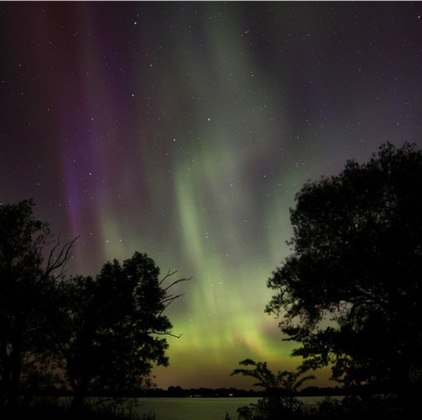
[55,252,187,410]
[0,200,75,406]
[266,143,422,401]
[231,359,314,416]
[232,359,314,394]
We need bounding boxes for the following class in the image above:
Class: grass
[224,394,420,420]
[0,397,156,420]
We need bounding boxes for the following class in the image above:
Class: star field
[1,2,422,389]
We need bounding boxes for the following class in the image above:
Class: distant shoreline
[26,385,347,399]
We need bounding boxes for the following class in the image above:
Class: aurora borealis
[1,2,422,389]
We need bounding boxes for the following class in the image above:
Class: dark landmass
[29,385,345,399]
[142,385,345,398]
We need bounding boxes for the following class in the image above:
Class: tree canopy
[0,200,74,405]
[266,143,422,397]
[0,200,185,410]
[231,359,314,396]
[56,252,186,409]
[231,359,314,418]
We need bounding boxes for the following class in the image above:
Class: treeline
[41,386,265,398]
[0,200,187,411]
[144,386,344,398]
[229,143,422,419]
[10,384,346,399]
[3,142,422,420]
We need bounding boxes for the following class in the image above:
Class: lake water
[133,397,258,419]
[131,396,333,420]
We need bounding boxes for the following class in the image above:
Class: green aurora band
[1,2,421,388]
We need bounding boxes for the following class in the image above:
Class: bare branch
[159,269,191,291]
[154,331,183,339]
[159,269,178,285]
[163,277,190,291]
[44,236,78,279]
[161,293,184,305]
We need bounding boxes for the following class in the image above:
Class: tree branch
[44,236,78,279]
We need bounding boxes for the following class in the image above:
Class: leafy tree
[266,143,422,400]
[231,359,314,418]
[55,252,186,410]
[232,359,314,396]
[0,200,74,405]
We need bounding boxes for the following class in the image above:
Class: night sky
[1,2,422,389]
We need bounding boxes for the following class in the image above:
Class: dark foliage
[0,199,185,414]
[227,395,418,420]
[53,253,186,410]
[266,143,422,401]
[231,359,315,419]
[0,397,155,420]
[0,200,74,406]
